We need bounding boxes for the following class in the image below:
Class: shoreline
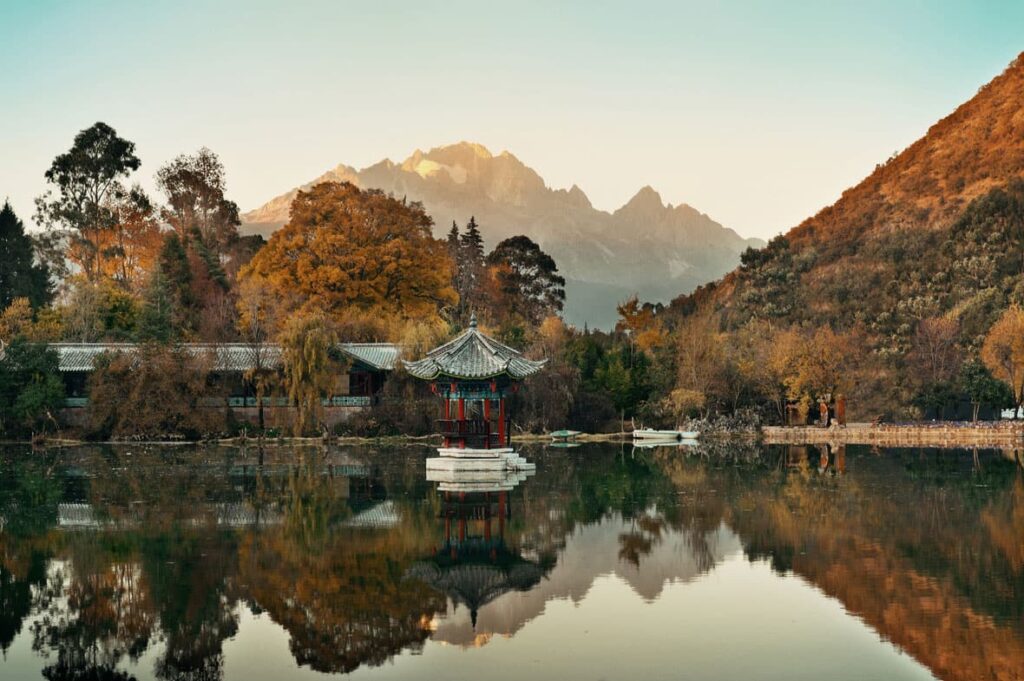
[762,422,1024,449]
[5,422,1023,450]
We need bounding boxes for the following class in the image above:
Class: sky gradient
[1,0,1022,240]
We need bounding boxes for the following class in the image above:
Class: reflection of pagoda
[404,314,545,473]
[406,473,550,628]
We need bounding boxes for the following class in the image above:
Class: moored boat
[632,428,700,441]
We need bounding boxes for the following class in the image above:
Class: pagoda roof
[403,315,547,381]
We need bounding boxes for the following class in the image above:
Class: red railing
[438,419,508,448]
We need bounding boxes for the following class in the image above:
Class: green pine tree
[0,201,51,310]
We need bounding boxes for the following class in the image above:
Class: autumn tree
[981,305,1024,416]
[59,278,139,342]
[236,276,284,429]
[0,201,51,309]
[671,313,725,418]
[616,296,668,355]
[778,326,864,422]
[99,186,162,291]
[909,317,963,386]
[85,345,222,439]
[240,182,456,333]
[35,122,141,281]
[156,147,241,256]
[485,235,565,327]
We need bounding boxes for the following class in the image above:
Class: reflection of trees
[618,515,665,568]
[237,456,444,674]
[31,560,152,680]
[0,450,63,656]
[664,444,1024,681]
[4,442,1023,681]
[1,555,46,654]
[239,524,444,673]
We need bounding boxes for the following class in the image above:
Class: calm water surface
[1,441,1022,681]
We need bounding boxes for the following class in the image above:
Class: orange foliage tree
[616,295,668,354]
[981,305,1024,415]
[240,182,456,334]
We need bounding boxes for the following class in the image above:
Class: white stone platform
[425,446,535,474]
[426,467,534,492]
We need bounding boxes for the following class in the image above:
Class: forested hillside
[665,52,1024,419]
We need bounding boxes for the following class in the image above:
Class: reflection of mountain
[2,444,1023,681]
[428,513,740,647]
[722,446,1024,681]
[241,142,764,328]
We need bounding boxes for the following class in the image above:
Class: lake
[0,441,1021,681]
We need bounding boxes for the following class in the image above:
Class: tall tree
[137,233,194,342]
[455,216,486,323]
[486,235,565,326]
[0,201,51,309]
[239,182,457,331]
[99,186,162,291]
[156,147,240,256]
[460,216,484,263]
[34,122,141,281]
[446,221,460,256]
[236,276,283,430]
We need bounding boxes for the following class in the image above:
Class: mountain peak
[619,185,666,213]
[242,143,757,327]
[424,141,494,162]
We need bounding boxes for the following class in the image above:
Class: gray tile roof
[45,342,398,373]
[337,343,401,371]
[403,316,546,381]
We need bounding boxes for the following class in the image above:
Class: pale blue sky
[1,0,1021,239]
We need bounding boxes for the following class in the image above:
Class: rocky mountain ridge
[242,142,764,328]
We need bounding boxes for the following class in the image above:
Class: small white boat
[632,428,700,441]
[549,429,582,441]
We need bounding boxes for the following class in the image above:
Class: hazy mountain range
[241,142,763,328]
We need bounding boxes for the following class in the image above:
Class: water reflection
[0,442,1021,680]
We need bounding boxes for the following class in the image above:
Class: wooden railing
[438,418,507,448]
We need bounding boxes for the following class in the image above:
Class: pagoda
[404,313,545,473]
[405,473,551,630]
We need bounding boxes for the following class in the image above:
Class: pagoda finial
[469,311,477,329]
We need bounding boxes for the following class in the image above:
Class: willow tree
[279,312,339,436]
[239,182,456,335]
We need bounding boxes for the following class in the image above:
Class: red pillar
[458,518,466,542]
[498,398,506,447]
[458,397,465,448]
[483,399,492,448]
[443,399,451,447]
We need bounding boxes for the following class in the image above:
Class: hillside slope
[682,52,1024,352]
[242,143,763,328]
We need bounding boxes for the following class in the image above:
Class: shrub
[85,344,224,440]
